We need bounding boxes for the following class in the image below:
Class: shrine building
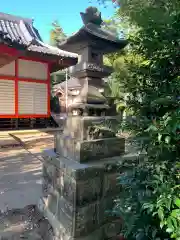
[0,12,78,130]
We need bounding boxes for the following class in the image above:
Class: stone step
[0,128,61,148]
[0,135,21,148]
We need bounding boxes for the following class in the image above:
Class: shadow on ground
[0,134,54,239]
[0,148,43,212]
[0,205,53,240]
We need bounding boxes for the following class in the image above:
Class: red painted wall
[0,46,51,119]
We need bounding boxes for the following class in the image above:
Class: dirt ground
[0,205,54,240]
[0,134,54,239]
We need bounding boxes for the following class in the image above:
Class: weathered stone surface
[45,195,99,237]
[42,150,125,204]
[72,165,103,181]
[58,201,99,237]
[61,116,119,141]
[54,117,122,158]
[57,223,103,240]
[57,228,103,240]
[43,198,121,239]
[40,194,122,240]
[42,154,104,206]
[54,133,64,156]
[43,150,103,179]
[40,197,103,240]
[43,150,119,180]
[62,174,102,206]
[42,160,63,197]
[45,191,121,237]
[76,177,102,205]
[62,174,77,205]
[47,193,58,216]
[40,149,140,240]
[56,137,125,163]
[78,137,125,163]
[103,172,122,197]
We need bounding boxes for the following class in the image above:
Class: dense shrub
[98,0,180,239]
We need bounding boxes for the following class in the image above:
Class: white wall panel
[18,81,47,115]
[34,83,47,114]
[0,80,15,114]
[0,61,15,76]
[18,59,48,80]
[18,82,34,114]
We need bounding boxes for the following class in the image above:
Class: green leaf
[171,217,178,229]
[174,198,180,208]
[142,203,154,211]
[158,133,162,142]
[160,221,165,229]
[152,211,158,216]
[166,228,174,233]
[145,124,158,132]
[171,233,177,238]
[142,60,150,66]
[165,136,171,144]
[166,197,172,211]
[158,207,164,221]
[171,209,180,218]
[167,216,175,231]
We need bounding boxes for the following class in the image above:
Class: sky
[1,0,115,43]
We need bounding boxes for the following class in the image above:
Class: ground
[0,205,54,240]
[0,130,131,239]
[0,132,54,239]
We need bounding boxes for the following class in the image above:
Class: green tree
[49,21,67,112]
[97,0,180,239]
[50,21,67,86]
[103,14,134,115]
[50,20,66,46]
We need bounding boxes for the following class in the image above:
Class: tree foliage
[49,21,67,112]
[98,0,180,239]
[50,21,67,86]
[50,20,66,46]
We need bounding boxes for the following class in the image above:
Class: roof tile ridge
[35,38,78,58]
[0,12,33,24]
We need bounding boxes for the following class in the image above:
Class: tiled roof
[52,78,81,97]
[0,30,27,50]
[0,12,78,59]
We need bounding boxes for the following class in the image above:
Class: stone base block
[55,137,125,163]
[38,197,122,240]
[42,150,124,205]
[40,149,140,240]
[54,116,123,159]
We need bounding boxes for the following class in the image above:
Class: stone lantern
[39,7,128,240]
[57,6,127,116]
